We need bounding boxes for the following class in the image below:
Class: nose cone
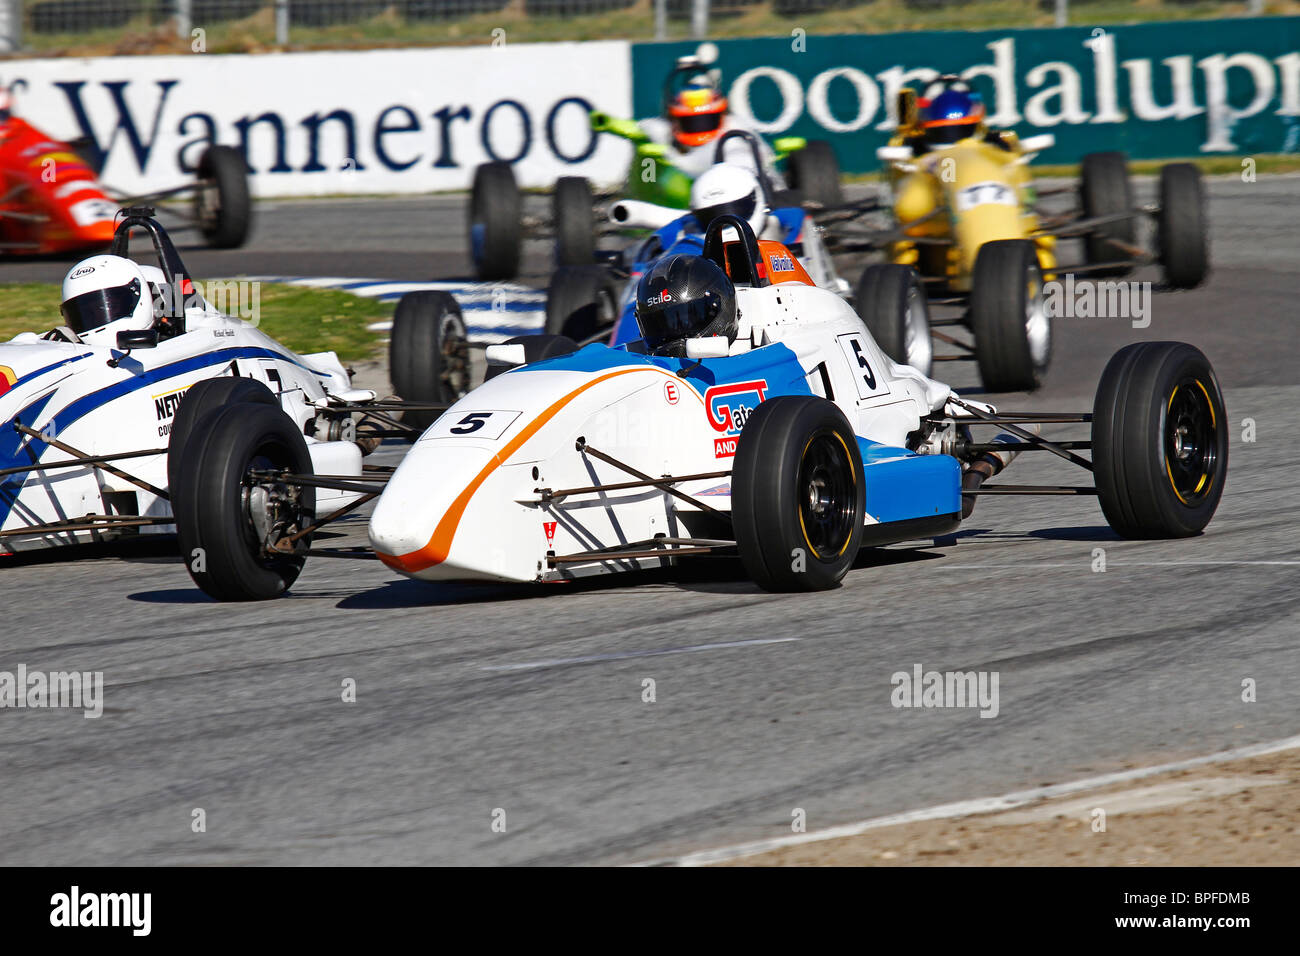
[369,440,494,576]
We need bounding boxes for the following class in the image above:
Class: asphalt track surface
[1,177,1297,865]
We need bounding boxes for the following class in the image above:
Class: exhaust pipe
[961,424,1039,518]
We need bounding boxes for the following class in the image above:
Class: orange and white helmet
[669,79,728,149]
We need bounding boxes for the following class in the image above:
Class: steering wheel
[701,214,767,288]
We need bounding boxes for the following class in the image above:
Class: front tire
[969,239,1051,392]
[195,145,252,249]
[390,291,470,432]
[731,396,865,592]
[786,140,843,208]
[855,263,933,375]
[167,376,278,493]
[554,176,595,268]
[1092,342,1227,538]
[1156,163,1209,289]
[174,402,316,601]
[468,161,522,280]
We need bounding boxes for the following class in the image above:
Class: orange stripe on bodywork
[377,366,657,575]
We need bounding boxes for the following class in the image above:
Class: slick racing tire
[468,161,522,280]
[970,239,1051,392]
[545,265,620,342]
[167,376,279,493]
[195,145,252,249]
[855,263,933,375]
[554,176,596,269]
[1080,151,1135,277]
[1156,163,1209,289]
[732,396,865,592]
[484,333,580,381]
[785,140,843,209]
[174,402,316,601]
[1092,342,1227,538]
[390,291,470,433]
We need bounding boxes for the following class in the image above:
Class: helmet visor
[693,191,757,233]
[675,112,723,135]
[636,291,722,349]
[924,122,976,146]
[60,278,141,335]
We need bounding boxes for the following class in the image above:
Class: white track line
[480,637,800,673]
[637,733,1300,866]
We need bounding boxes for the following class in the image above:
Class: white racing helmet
[690,163,768,238]
[59,255,155,346]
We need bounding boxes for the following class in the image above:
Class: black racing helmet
[634,254,737,356]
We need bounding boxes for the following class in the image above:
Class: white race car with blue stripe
[0,211,375,557]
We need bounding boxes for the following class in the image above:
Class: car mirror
[774,136,806,155]
[684,336,730,360]
[639,143,668,160]
[876,145,913,163]
[117,329,158,350]
[1019,133,1055,153]
[485,343,527,368]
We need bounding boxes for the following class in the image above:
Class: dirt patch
[726,748,1300,866]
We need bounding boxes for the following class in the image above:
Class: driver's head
[60,255,154,346]
[691,163,767,238]
[918,82,984,149]
[634,254,737,357]
[669,79,727,150]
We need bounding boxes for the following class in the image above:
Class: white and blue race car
[175,215,1228,599]
[0,209,440,587]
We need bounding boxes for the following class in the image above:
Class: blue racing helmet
[920,87,985,147]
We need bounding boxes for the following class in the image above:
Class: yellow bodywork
[884,131,1056,293]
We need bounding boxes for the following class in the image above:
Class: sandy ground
[727,748,1300,866]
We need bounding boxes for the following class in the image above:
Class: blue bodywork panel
[509,342,962,530]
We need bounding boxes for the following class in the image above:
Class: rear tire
[484,333,580,381]
[468,161,522,280]
[1157,163,1209,289]
[545,265,620,342]
[554,176,595,268]
[390,291,470,432]
[174,402,316,601]
[969,239,1051,392]
[1080,150,1135,277]
[855,263,933,375]
[786,140,843,208]
[195,145,252,249]
[731,396,865,592]
[1092,342,1227,538]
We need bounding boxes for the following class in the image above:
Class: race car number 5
[836,333,889,400]
[424,409,521,441]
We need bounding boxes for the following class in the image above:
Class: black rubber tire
[969,239,1051,392]
[468,161,522,280]
[855,263,932,375]
[174,402,316,601]
[731,396,865,592]
[390,291,470,432]
[554,176,595,268]
[1079,151,1135,277]
[483,333,580,381]
[167,377,278,493]
[195,145,252,249]
[1092,342,1227,538]
[544,265,620,342]
[785,140,843,208]
[1157,163,1209,289]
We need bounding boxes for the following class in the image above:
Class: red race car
[0,90,251,255]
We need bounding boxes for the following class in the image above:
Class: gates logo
[704,379,767,458]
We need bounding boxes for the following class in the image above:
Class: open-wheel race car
[0,209,440,576]
[819,80,1211,392]
[0,96,253,255]
[175,215,1228,601]
[464,55,842,281]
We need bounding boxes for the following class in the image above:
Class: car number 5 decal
[424,409,521,441]
[836,333,889,400]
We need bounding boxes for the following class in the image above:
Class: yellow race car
[865,80,1208,392]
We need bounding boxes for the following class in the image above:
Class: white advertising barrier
[1,42,634,197]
